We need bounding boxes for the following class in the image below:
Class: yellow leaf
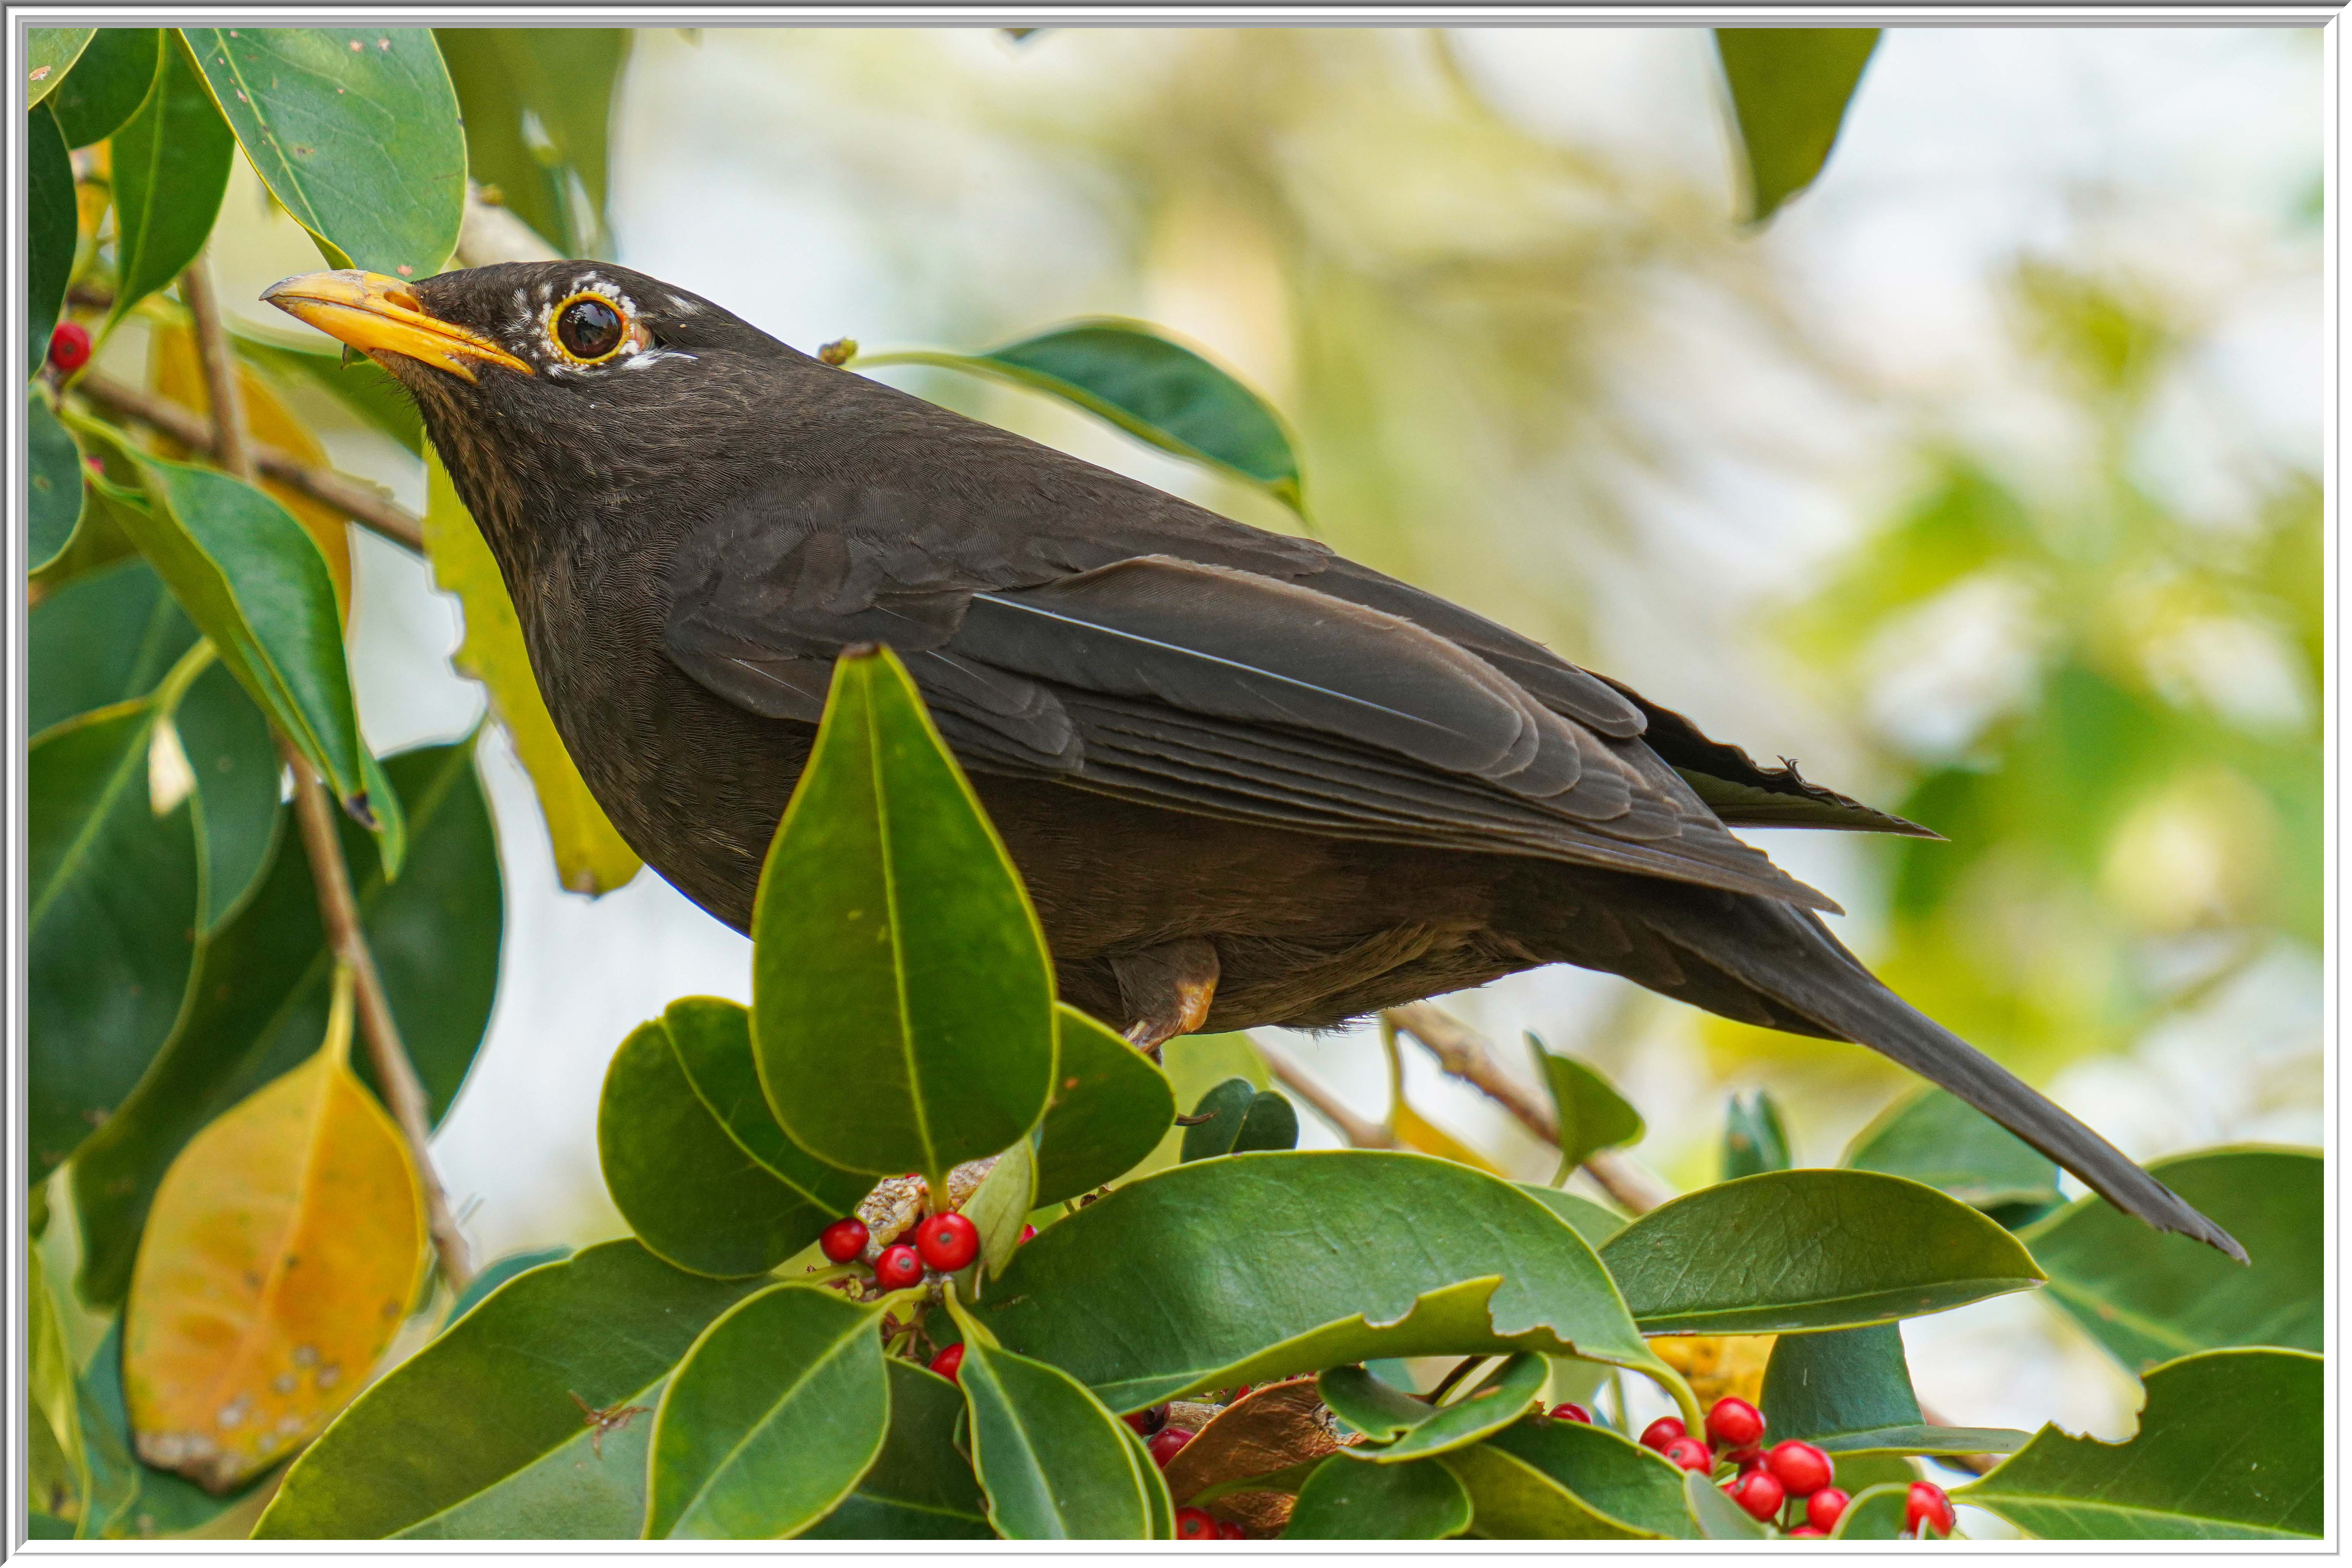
[422,448,641,895]
[123,968,425,1494]
[1379,1016,1508,1176]
[146,324,354,618]
[1647,1334,1775,1409]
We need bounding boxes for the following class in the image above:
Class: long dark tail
[1539,871,2245,1260]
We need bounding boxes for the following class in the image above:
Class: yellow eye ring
[550,292,631,364]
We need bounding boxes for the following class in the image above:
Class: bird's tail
[1586,880,2245,1261]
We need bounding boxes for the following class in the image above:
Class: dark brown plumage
[266,260,2240,1258]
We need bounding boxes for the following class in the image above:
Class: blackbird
[266,261,2238,1258]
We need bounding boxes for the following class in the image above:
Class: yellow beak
[261,270,532,382]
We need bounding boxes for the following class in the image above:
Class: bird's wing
[665,502,1835,911]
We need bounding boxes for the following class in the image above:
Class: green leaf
[1528,1033,1644,1179]
[1442,1419,1691,1540]
[1815,1425,2026,1460]
[751,647,1056,1188]
[1332,1354,1548,1463]
[1843,1086,2062,1211]
[71,740,500,1307]
[29,395,82,571]
[1179,1078,1299,1161]
[1719,1089,1789,1179]
[175,659,283,933]
[802,1361,993,1540]
[1827,1479,1916,1539]
[599,1014,859,1279]
[432,28,630,255]
[1713,29,1881,221]
[27,453,144,595]
[98,439,390,850]
[660,997,870,1208]
[1033,1004,1175,1206]
[28,698,199,1184]
[105,37,234,335]
[2020,1146,2320,1372]
[1600,1169,2046,1335]
[1286,1454,1470,1539]
[1758,1324,2026,1459]
[26,27,95,106]
[50,27,161,146]
[28,105,75,376]
[981,1151,1666,1411]
[865,321,1304,508]
[255,1241,766,1539]
[30,1250,88,1530]
[1682,1470,1767,1538]
[442,1247,571,1331]
[30,547,185,725]
[180,28,463,278]
[966,1134,1039,1280]
[950,1298,1157,1540]
[1513,1185,1627,1250]
[646,1283,890,1538]
[1957,1348,2322,1540]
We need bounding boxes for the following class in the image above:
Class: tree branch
[1383,1001,1673,1214]
[184,252,473,1289]
[1249,1039,1397,1151]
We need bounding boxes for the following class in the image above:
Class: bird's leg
[1113,938,1220,1061]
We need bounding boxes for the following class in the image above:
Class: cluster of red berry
[47,322,91,375]
[817,1209,983,1290]
[1630,1396,1954,1540]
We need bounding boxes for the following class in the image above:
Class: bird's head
[262,261,792,552]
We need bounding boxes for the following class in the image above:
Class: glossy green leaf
[180,28,463,277]
[30,562,196,739]
[28,104,74,375]
[1350,1355,1548,1463]
[1843,1086,2062,1211]
[1714,29,1881,221]
[1720,1089,1789,1179]
[27,452,143,594]
[1759,1323,2029,1459]
[29,395,82,570]
[2021,1146,2320,1372]
[751,646,1056,1187]
[802,1361,993,1540]
[26,28,95,106]
[1285,1454,1469,1539]
[1180,1077,1298,1161]
[256,1241,765,1539]
[1034,1004,1175,1206]
[434,28,630,255]
[105,38,234,334]
[1318,1364,1438,1445]
[660,997,869,1209]
[50,28,161,145]
[175,659,283,932]
[1682,1470,1767,1538]
[28,698,199,1184]
[865,321,1304,508]
[1816,1424,2026,1461]
[981,1151,1668,1412]
[72,741,500,1308]
[102,441,392,853]
[646,1284,890,1538]
[966,1134,1039,1280]
[1514,1185,1627,1250]
[1528,1034,1644,1179]
[1601,1169,2046,1335]
[1827,1479,1917,1539]
[1957,1348,2322,1540]
[1443,1419,1690,1540]
[443,1247,571,1331]
[599,1016,852,1279]
[951,1299,1156,1540]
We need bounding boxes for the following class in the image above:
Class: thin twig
[1249,1039,1397,1151]
[184,255,473,1289]
[1384,1002,1673,1214]
[71,371,425,553]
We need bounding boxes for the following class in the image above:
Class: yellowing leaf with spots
[422,447,640,895]
[123,968,425,1494]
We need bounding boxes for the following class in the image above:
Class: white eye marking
[621,349,697,369]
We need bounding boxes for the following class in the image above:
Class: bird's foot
[1114,938,1220,1062]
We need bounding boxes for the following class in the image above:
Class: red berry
[819,1217,869,1263]
[1905,1481,1954,1538]
[1724,1468,1785,1521]
[928,1342,966,1382]
[1660,1436,1713,1473]
[1148,1427,1194,1467]
[1548,1402,1593,1424]
[873,1244,923,1289]
[1785,1525,1827,1538]
[47,322,90,373]
[914,1211,980,1272]
[1123,1403,1169,1437]
[1705,1396,1766,1450]
[1638,1416,1688,1452]
[1174,1506,1217,1540]
[1217,1521,1247,1540]
[1018,1223,1037,1243]
[1766,1440,1834,1497]
[1734,1449,1769,1475]
[1806,1487,1849,1533]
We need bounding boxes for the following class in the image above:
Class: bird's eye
[552,295,627,362]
